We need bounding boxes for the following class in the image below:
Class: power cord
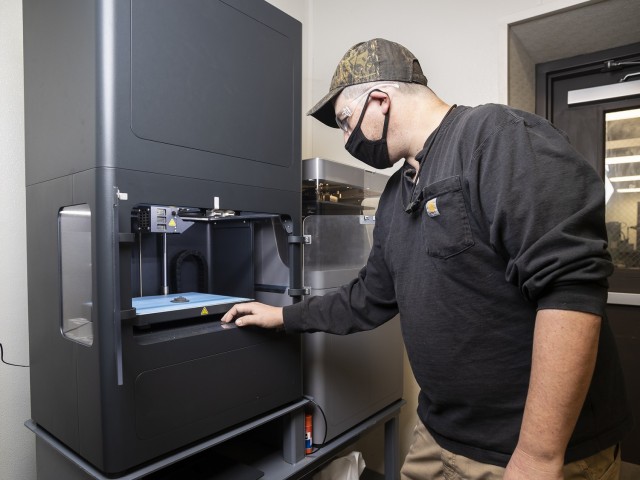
[0,342,29,368]
[303,395,328,452]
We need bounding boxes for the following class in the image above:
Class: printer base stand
[28,399,404,480]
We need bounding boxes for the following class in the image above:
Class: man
[223,38,631,479]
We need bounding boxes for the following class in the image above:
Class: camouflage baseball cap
[307,38,428,128]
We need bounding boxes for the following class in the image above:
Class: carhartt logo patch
[425,198,440,217]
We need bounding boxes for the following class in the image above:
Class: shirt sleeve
[468,109,613,316]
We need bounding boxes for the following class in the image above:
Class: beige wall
[0,1,598,478]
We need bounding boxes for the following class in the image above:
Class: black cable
[0,342,29,368]
[303,395,328,452]
[171,249,209,293]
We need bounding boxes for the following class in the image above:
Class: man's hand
[221,302,284,328]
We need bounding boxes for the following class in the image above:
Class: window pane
[605,108,640,269]
[59,204,93,346]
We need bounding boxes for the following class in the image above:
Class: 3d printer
[24,0,302,475]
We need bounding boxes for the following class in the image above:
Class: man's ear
[369,90,391,115]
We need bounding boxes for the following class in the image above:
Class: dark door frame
[536,41,640,120]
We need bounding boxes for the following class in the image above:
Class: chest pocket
[421,175,474,259]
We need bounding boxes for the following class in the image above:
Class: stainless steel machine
[23,0,303,475]
[301,158,404,444]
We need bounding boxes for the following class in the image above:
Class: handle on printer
[112,188,125,385]
[287,234,310,298]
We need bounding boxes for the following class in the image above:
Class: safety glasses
[335,83,399,133]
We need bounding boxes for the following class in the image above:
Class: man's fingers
[221,305,236,323]
[221,302,252,323]
[221,303,241,323]
[222,302,283,329]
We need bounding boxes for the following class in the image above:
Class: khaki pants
[400,420,621,480]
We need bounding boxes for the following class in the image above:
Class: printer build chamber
[24,0,302,475]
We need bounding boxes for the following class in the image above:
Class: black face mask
[344,90,392,169]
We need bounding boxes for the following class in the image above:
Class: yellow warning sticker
[168,218,177,227]
[201,307,209,315]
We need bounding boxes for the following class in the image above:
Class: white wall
[0,0,587,478]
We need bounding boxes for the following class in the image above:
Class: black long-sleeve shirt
[284,104,632,466]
